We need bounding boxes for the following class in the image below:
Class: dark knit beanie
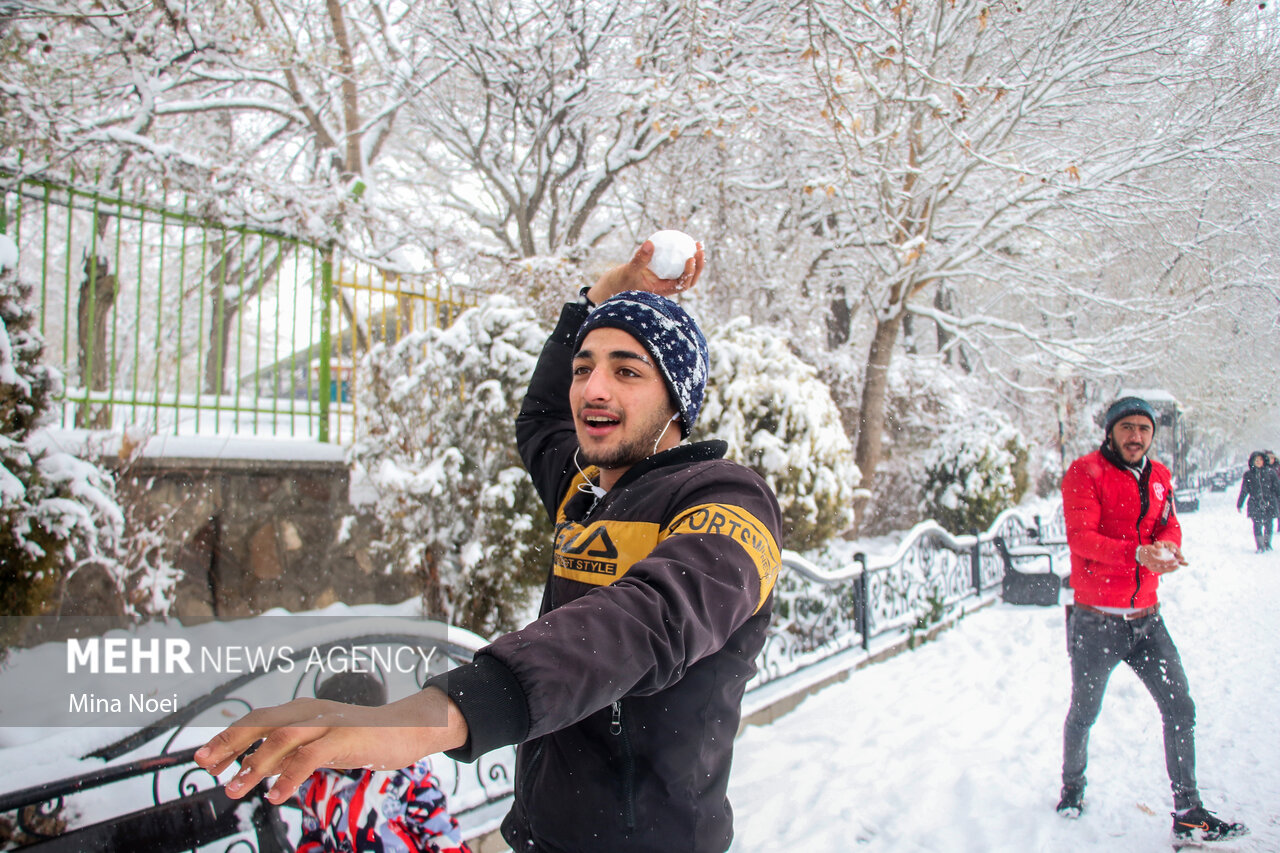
[1103,396,1157,435]
[574,291,709,438]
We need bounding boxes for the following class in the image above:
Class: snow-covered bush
[351,295,551,637]
[0,236,123,657]
[920,409,1029,534]
[700,317,860,550]
[861,355,1018,535]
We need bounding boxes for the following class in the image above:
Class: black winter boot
[1056,784,1084,818]
[1172,806,1249,845]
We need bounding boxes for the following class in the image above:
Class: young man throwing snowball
[1056,396,1247,846]
[196,241,784,853]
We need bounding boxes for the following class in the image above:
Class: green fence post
[317,244,334,443]
[154,191,168,429]
[214,227,228,433]
[174,198,189,435]
[39,182,50,339]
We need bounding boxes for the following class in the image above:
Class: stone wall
[26,443,415,643]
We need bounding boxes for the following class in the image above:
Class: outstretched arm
[194,687,468,805]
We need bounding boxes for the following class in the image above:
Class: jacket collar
[564,440,728,521]
[611,440,728,493]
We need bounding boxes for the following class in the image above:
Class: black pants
[1253,519,1274,549]
[1062,607,1200,810]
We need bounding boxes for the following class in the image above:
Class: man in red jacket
[1056,397,1247,846]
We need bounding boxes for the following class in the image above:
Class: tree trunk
[826,282,852,350]
[420,549,447,623]
[853,310,904,515]
[75,253,118,429]
[934,283,953,356]
[203,239,289,395]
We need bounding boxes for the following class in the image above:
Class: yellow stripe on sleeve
[663,503,781,613]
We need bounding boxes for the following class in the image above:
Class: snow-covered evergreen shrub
[864,355,1019,536]
[0,236,123,657]
[351,295,551,637]
[110,428,186,620]
[700,317,860,550]
[920,409,1029,533]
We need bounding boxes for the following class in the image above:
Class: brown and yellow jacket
[431,301,783,853]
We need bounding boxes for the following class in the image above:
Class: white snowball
[646,230,697,280]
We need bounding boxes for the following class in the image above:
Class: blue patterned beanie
[574,291,709,438]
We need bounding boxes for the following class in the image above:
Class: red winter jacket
[1062,446,1181,609]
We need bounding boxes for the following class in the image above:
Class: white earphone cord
[574,447,607,498]
[652,414,678,455]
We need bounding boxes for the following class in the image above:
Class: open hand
[192,688,467,805]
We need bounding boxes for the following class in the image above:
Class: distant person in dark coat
[1237,451,1280,552]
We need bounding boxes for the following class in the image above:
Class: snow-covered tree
[395,0,748,278]
[850,353,1020,534]
[790,0,1280,522]
[350,294,550,636]
[0,1,450,405]
[0,235,122,657]
[920,409,1028,535]
[700,317,860,549]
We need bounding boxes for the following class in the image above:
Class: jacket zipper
[1132,526,1142,607]
[1132,466,1152,608]
[610,699,637,832]
[517,739,546,833]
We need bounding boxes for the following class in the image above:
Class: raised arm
[516,239,706,517]
[586,239,704,305]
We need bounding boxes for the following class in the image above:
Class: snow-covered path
[728,488,1280,852]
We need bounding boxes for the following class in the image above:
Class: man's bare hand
[192,687,467,805]
[1138,542,1187,574]
[586,240,704,305]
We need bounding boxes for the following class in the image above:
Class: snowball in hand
[646,230,697,280]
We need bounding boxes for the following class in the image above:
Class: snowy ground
[1,489,1274,852]
[728,488,1280,852]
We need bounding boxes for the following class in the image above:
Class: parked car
[1174,488,1201,513]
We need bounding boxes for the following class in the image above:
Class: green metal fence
[0,172,476,443]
